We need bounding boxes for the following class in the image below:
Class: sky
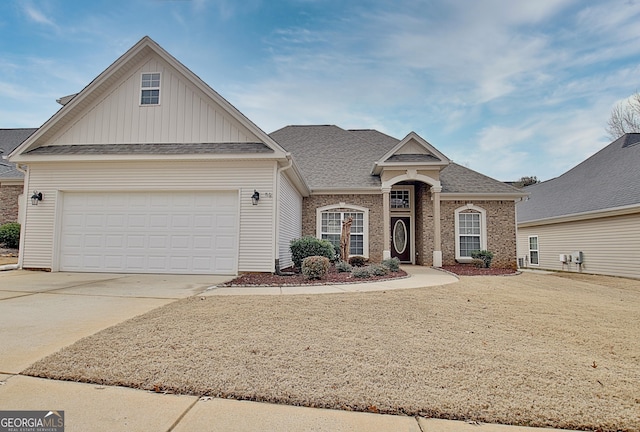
[1,0,640,181]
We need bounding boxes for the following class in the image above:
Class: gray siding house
[0,128,37,225]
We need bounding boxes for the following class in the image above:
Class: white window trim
[316,203,369,258]
[454,203,487,263]
[140,72,161,106]
[528,235,539,266]
[390,186,412,212]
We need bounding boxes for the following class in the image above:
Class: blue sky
[2,0,640,181]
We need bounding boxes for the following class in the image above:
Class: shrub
[0,222,20,249]
[301,256,330,280]
[348,255,368,267]
[471,258,485,268]
[471,250,494,268]
[351,266,372,278]
[335,260,352,273]
[369,264,389,276]
[381,257,401,272]
[290,236,336,268]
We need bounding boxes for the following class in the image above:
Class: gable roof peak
[372,131,450,174]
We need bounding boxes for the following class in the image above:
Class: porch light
[251,190,260,205]
[30,191,43,205]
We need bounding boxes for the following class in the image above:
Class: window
[459,212,480,256]
[454,204,487,262]
[529,236,539,265]
[390,189,410,209]
[316,204,369,257]
[141,73,160,105]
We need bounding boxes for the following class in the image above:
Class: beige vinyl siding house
[11,36,525,275]
[517,134,640,279]
[10,36,307,275]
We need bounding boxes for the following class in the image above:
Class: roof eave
[518,203,640,227]
[440,192,529,201]
[9,153,284,163]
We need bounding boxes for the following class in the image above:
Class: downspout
[274,155,293,275]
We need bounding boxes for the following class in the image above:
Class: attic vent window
[141,73,160,105]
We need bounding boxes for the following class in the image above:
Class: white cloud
[22,2,58,29]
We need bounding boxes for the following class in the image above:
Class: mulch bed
[442,265,519,276]
[220,266,407,287]
[221,263,518,286]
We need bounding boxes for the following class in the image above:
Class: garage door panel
[60,191,238,274]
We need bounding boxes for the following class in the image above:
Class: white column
[382,187,391,259]
[432,186,442,267]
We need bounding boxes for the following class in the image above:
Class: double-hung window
[529,236,539,265]
[458,212,481,257]
[316,204,369,257]
[454,204,487,262]
[141,73,160,105]
[320,211,364,255]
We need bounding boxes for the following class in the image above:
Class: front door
[391,216,411,262]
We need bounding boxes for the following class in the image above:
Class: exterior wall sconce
[251,190,260,205]
[31,191,43,206]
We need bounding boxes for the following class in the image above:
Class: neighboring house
[517,133,640,279]
[0,128,37,225]
[10,36,525,275]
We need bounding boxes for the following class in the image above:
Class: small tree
[512,176,539,188]
[606,92,640,140]
[339,216,353,262]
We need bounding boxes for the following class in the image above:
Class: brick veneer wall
[302,194,384,262]
[440,200,517,269]
[0,185,21,225]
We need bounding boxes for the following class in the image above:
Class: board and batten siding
[47,56,258,146]
[278,172,302,269]
[517,212,640,279]
[23,160,277,273]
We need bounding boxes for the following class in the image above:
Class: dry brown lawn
[24,272,640,431]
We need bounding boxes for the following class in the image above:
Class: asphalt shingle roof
[270,125,521,195]
[0,128,37,179]
[517,133,640,223]
[25,142,273,156]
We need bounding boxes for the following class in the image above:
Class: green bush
[301,256,330,280]
[471,250,494,268]
[348,255,368,267]
[290,236,336,268]
[381,257,401,272]
[370,264,389,276]
[351,266,372,278]
[335,260,352,273]
[0,222,20,249]
[471,258,485,268]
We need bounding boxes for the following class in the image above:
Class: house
[10,36,525,275]
[517,133,640,279]
[0,128,37,225]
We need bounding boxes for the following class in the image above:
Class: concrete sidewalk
[0,375,571,432]
[204,265,459,295]
[0,268,572,431]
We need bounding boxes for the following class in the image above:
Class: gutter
[518,203,640,227]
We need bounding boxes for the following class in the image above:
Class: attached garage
[59,191,238,275]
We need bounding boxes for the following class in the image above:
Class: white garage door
[59,191,238,274]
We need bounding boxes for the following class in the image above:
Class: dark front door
[391,216,411,262]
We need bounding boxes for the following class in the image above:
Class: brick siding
[0,184,21,225]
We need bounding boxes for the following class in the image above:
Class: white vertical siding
[23,160,277,273]
[278,173,303,269]
[47,56,259,145]
[517,213,640,279]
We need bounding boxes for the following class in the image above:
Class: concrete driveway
[0,270,231,374]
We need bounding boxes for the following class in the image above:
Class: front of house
[10,37,525,275]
